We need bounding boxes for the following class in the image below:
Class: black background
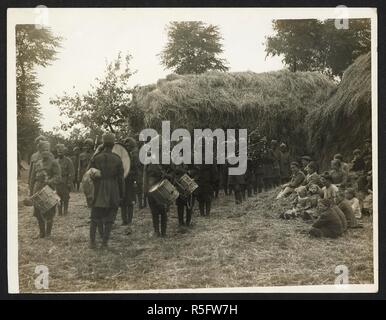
[0,0,385,305]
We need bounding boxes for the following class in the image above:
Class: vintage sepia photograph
[7,7,378,293]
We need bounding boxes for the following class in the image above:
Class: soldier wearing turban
[56,144,75,215]
[88,133,124,249]
[30,141,61,238]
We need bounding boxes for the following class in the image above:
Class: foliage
[50,53,142,139]
[159,21,229,74]
[16,24,62,158]
[265,19,371,78]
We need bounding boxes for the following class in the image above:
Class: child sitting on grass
[336,191,362,229]
[345,188,362,219]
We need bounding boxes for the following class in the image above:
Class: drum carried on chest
[112,143,131,178]
[148,179,179,206]
[175,174,198,198]
[30,185,60,213]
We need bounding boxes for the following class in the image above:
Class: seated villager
[334,154,350,176]
[302,161,322,187]
[331,204,348,233]
[309,199,344,239]
[276,162,305,199]
[330,159,348,186]
[336,191,361,228]
[345,188,362,219]
[300,155,312,172]
[282,186,318,220]
[351,149,366,172]
[320,172,339,204]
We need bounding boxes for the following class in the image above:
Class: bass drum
[112,143,131,178]
[92,143,131,178]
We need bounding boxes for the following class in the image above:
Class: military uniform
[30,155,61,238]
[145,163,169,237]
[56,155,75,215]
[173,163,194,227]
[89,148,124,247]
[193,164,217,215]
[78,149,93,183]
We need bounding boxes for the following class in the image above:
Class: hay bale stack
[134,70,335,154]
[307,52,371,167]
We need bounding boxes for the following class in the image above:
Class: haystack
[307,52,371,167]
[133,70,335,155]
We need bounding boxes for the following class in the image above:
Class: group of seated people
[276,144,373,239]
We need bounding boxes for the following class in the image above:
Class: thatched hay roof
[307,52,371,165]
[134,71,336,140]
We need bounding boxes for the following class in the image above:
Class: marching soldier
[56,144,75,215]
[121,137,139,233]
[71,146,81,191]
[30,141,61,238]
[78,138,94,184]
[28,135,48,195]
[144,160,170,237]
[89,133,124,249]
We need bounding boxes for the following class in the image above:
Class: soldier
[271,140,281,187]
[121,137,139,234]
[71,146,81,191]
[78,138,94,184]
[193,164,217,214]
[30,141,61,238]
[173,162,194,228]
[56,144,75,215]
[28,135,48,195]
[89,133,124,249]
[279,143,291,184]
[261,137,274,191]
[144,160,170,237]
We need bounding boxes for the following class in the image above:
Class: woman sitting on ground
[302,161,322,188]
[309,198,344,239]
[336,190,360,228]
[320,172,339,204]
[276,162,305,199]
[330,159,348,186]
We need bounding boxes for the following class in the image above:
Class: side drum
[148,179,179,206]
[30,185,59,213]
[175,174,198,198]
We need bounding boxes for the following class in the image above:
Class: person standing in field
[279,143,291,184]
[271,140,281,187]
[30,141,61,238]
[89,133,124,249]
[55,144,75,216]
[71,146,81,191]
[144,160,170,237]
[121,137,139,234]
[78,138,94,184]
[28,135,48,195]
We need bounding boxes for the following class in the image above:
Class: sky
[30,8,285,132]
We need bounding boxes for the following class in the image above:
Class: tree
[51,53,142,140]
[16,24,62,159]
[159,21,229,74]
[265,19,371,78]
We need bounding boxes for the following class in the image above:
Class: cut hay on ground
[307,52,371,166]
[18,180,373,292]
[134,70,335,154]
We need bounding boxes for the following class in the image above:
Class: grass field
[17,178,374,292]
